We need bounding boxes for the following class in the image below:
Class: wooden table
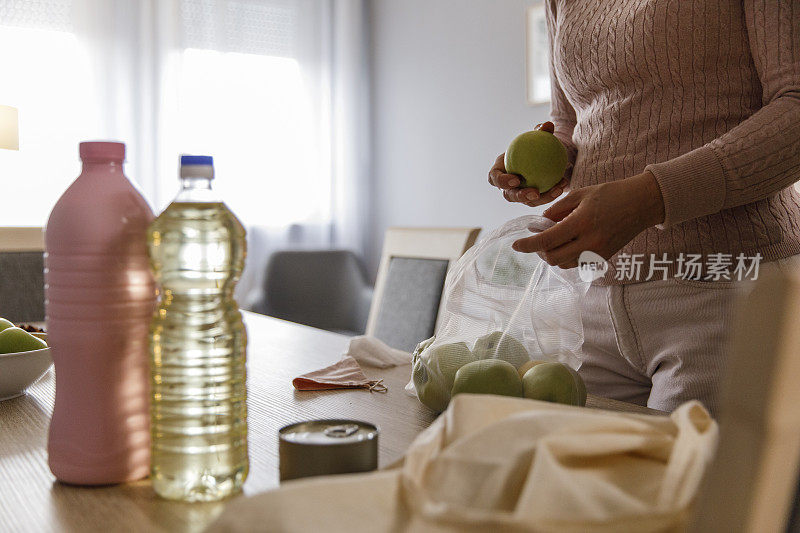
[0,312,661,533]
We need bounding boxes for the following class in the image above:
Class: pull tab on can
[324,424,360,438]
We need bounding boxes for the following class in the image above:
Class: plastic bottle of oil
[147,155,248,501]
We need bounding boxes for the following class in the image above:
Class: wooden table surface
[0,312,662,533]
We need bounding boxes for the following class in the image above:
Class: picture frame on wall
[526,3,550,105]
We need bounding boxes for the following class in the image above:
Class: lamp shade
[0,105,19,151]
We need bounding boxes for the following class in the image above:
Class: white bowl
[0,342,52,401]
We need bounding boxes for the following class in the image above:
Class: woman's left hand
[512,171,665,269]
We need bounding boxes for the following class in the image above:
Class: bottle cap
[79,141,125,162]
[180,154,214,179]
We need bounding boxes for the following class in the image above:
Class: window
[0,0,332,229]
[0,20,97,226]
[0,0,369,301]
[173,48,328,226]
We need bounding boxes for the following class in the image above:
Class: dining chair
[248,250,373,336]
[688,266,800,532]
[365,226,481,352]
[0,227,45,323]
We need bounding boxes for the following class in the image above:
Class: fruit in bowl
[0,318,51,401]
[0,326,47,353]
[16,322,47,342]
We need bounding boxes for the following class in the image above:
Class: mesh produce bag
[408,215,591,412]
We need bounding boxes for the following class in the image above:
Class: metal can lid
[279,419,379,446]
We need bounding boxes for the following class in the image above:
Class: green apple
[429,341,476,385]
[0,327,48,354]
[472,331,530,369]
[0,318,14,332]
[516,359,548,379]
[412,356,449,412]
[504,129,568,193]
[451,359,523,398]
[413,341,475,412]
[521,362,587,406]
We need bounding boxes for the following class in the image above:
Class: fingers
[502,182,567,206]
[543,190,581,222]
[539,239,586,268]
[534,121,555,134]
[512,187,541,203]
[490,152,569,206]
[553,177,569,191]
[535,180,568,204]
[488,153,522,190]
[495,173,522,190]
[512,216,579,253]
[504,188,542,204]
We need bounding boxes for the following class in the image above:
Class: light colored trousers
[578,256,799,415]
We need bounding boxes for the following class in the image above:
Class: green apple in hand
[0,327,48,354]
[0,318,14,332]
[521,362,586,406]
[504,125,568,193]
[451,359,523,398]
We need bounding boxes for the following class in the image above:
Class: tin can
[278,419,379,482]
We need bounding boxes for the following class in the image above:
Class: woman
[489,0,800,414]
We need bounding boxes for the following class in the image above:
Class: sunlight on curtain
[0,24,97,226]
[0,0,334,228]
[176,50,328,227]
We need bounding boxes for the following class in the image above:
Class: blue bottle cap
[180,155,213,167]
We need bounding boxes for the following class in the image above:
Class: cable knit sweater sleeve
[545,0,578,182]
[645,0,800,228]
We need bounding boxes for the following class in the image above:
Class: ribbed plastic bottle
[46,141,156,484]
[147,155,248,501]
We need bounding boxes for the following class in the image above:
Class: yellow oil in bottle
[147,160,248,502]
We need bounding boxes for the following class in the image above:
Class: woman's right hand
[488,122,568,207]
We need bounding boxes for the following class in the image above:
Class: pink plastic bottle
[46,141,156,485]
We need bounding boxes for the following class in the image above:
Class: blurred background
[0,0,550,305]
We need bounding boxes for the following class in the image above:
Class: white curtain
[0,0,370,303]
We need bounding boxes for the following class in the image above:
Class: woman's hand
[512,171,665,269]
[488,122,568,207]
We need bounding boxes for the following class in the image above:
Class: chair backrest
[688,267,800,532]
[258,250,372,334]
[366,226,480,352]
[0,227,45,323]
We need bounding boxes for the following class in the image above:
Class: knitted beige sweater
[546,0,800,284]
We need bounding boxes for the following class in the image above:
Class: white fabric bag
[208,396,718,533]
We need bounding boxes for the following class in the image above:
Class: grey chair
[249,250,373,336]
[0,227,45,323]
[366,227,481,352]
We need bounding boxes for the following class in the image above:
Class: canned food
[278,419,379,482]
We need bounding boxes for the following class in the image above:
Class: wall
[366,0,551,275]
